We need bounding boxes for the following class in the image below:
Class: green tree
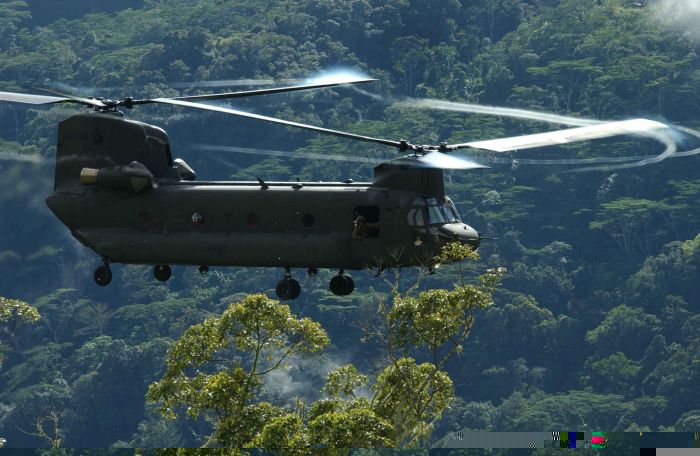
[587,352,641,395]
[0,1,30,47]
[585,305,660,360]
[0,296,39,368]
[146,293,329,447]
[590,197,674,256]
[147,244,502,449]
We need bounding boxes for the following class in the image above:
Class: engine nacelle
[80,161,154,192]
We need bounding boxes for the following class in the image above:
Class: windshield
[408,197,462,226]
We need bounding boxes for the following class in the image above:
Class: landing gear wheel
[276,278,301,300]
[199,265,209,275]
[94,265,112,286]
[329,274,354,296]
[154,264,172,282]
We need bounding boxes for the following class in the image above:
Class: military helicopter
[0,76,668,299]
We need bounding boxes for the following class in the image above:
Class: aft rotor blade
[134,78,376,105]
[153,98,402,148]
[0,91,73,105]
[0,90,107,108]
[450,118,668,152]
[389,151,488,170]
[33,87,108,108]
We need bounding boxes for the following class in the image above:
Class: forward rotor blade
[451,118,668,152]
[135,78,376,105]
[390,151,488,170]
[0,91,72,105]
[153,98,402,148]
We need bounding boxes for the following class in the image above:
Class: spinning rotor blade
[195,144,387,164]
[0,89,106,107]
[135,77,376,105]
[0,91,73,105]
[153,98,402,148]
[391,151,488,170]
[451,118,668,152]
[34,88,108,108]
[195,144,487,170]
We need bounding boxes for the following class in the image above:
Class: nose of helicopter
[438,223,481,250]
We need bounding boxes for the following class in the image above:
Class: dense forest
[0,0,699,453]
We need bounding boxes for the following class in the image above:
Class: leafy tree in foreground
[147,244,504,450]
[0,296,40,448]
[146,293,330,448]
[0,295,40,369]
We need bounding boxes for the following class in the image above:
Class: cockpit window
[443,199,461,222]
[428,206,445,224]
[408,197,461,227]
[407,208,426,226]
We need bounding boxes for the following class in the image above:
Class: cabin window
[352,206,379,239]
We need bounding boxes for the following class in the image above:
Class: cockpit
[407,197,461,227]
[407,196,480,249]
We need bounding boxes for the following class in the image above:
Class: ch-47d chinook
[0,76,669,299]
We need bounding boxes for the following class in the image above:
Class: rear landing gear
[276,268,301,300]
[94,265,112,286]
[154,264,172,282]
[329,271,354,296]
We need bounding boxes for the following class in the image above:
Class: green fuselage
[47,181,457,270]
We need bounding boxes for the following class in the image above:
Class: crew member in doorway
[352,214,379,239]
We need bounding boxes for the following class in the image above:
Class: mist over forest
[0,0,699,453]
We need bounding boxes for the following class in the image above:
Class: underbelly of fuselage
[71,228,438,269]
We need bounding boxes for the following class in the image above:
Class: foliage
[0,295,39,369]
[0,0,699,449]
[146,293,329,447]
[144,244,499,449]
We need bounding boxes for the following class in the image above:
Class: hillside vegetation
[0,0,699,451]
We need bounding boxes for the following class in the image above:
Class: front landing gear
[154,264,172,282]
[329,271,354,296]
[276,268,301,300]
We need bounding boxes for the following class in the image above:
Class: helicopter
[0,75,669,300]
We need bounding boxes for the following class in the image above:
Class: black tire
[154,264,172,282]
[330,274,354,296]
[342,275,354,295]
[288,278,301,300]
[199,265,209,275]
[276,278,300,300]
[94,266,112,286]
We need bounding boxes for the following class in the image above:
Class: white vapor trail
[395,97,601,127]
[0,152,43,163]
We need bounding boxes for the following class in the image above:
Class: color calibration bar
[551,431,607,449]
[442,431,609,449]
[442,431,547,448]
